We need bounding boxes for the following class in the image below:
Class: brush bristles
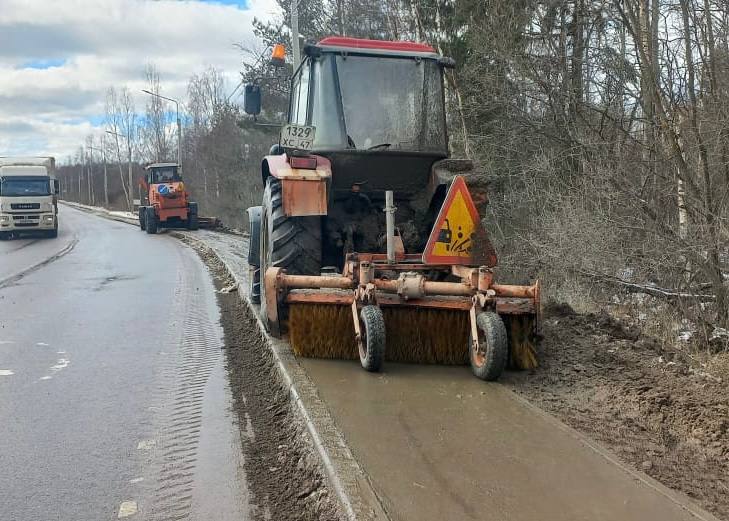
[505,315,539,370]
[288,303,539,369]
[288,304,357,360]
[288,304,469,364]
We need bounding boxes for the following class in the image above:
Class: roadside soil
[503,303,729,520]
[191,241,342,521]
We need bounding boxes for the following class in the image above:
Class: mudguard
[261,153,332,217]
[246,206,262,266]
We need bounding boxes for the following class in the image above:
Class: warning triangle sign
[422,176,496,266]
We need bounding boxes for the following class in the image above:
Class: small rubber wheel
[358,305,386,372]
[249,266,261,304]
[138,207,146,230]
[145,207,158,234]
[470,311,508,381]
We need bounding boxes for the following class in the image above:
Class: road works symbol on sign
[423,175,484,265]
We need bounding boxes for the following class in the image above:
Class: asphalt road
[0,206,249,521]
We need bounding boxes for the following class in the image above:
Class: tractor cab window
[334,55,446,153]
[290,61,311,126]
[305,53,447,154]
[150,167,179,184]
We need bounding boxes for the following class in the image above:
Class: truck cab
[0,157,59,239]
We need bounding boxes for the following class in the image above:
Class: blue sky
[0,0,279,158]
[19,58,67,70]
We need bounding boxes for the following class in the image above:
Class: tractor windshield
[306,54,447,154]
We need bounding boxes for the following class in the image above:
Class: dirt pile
[198,244,342,521]
[504,303,729,519]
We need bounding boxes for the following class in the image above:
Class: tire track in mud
[0,236,78,289]
[143,252,226,521]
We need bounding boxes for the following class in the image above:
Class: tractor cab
[246,37,455,195]
[145,162,181,185]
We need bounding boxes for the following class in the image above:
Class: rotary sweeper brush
[245,37,540,381]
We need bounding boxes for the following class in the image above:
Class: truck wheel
[138,207,146,231]
[259,176,321,329]
[46,226,58,239]
[145,207,158,234]
[469,311,508,381]
[358,305,386,372]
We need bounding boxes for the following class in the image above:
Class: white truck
[0,157,59,239]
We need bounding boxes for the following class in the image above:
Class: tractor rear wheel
[259,176,321,330]
[145,207,158,235]
[469,311,508,381]
[187,203,199,230]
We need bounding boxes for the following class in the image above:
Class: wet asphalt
[0,206,249,521]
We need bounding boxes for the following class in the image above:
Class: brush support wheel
[469,311,508,381]
[358,305,386,372]
[249,266,261,304]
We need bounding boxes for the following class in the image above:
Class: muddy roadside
[503,303,729,519]
[191,242,342,521]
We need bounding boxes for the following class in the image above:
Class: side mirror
[244,84,261,116]
[53,179,60,194]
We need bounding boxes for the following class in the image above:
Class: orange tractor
[138,162,198,234]
[245,37,540,381]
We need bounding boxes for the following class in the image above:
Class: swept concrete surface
[302,360,720,521]
[0,205,249,521]
[63,202,721,521]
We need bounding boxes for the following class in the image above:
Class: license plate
[280,124,316,150]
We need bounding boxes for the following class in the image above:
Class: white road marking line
[0,340,15,345]
[39,376,52,381]
[137,439,156,450]
[0,369,14,376]
[129,477,144,484]
[118,500,137,518]
[56,350,66,355]
[36,342,50,346]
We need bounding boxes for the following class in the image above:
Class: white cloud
[0,0,281,159]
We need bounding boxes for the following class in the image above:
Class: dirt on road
[198,245,342,521]
[504,303,729,519]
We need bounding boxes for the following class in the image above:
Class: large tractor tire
[145,207,158,235]
[259,176,321,330]
[187,202,199,231]
[138,207,146,231]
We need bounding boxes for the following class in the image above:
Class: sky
[0,0,280,160]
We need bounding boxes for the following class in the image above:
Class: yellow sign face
[423,176,482,265]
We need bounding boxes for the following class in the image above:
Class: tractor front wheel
[138,207,146,231]
[259,176,321,331]
[469,311,508,381]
